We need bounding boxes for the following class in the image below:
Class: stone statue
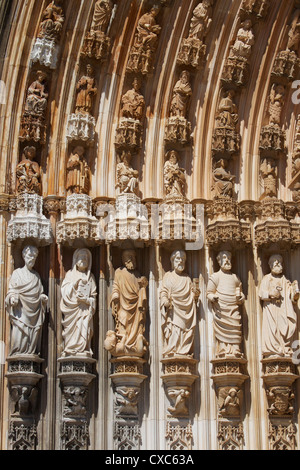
[60,248,97,357]
[219,388,241,417]
[24,71,48,119]
[63,386,87,418]
[188,0,213,41]
[134,5,161,51]
[75,64,97,115]
[90,0,113,35]
[169,71,192,118]
[5,246,48,356]
[116,151,139,195]
[66,146,91,196]
[216,89,238,129]
[16,146,42,195]
[160,250,199,358]
[115,387,139,416]
[37,0,64,43]
[167,388,190,417]
[259,254,299,358]
[260,158,278,198]
[287,10,300,53]
[120,77,145,121]
[267,84,285,126]
[105,250,148,357]
[212,158,235,198]
[229,20,255,60]
[164,150,186,199]
[207,251,245,358]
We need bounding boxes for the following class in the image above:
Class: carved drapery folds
[212,89,240,157]
[177,0,214,70]
[81,0,113,63]
[240,0,270,19]
[126,5,161,76]
[30,0,65,69]
[272,10,300,82]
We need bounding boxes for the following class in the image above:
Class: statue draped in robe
[90,0,113,34]
[5,246,48,356]
[189,0,213,41]
[61,249,97,357]
[170,71,192,118]
[37,0,64,42]
[75,64,97,115]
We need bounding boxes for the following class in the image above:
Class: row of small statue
[6,245,300,362]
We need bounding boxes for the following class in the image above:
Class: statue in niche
[212,158,235,198]
[207,251,245,358]
[116,151,139,195]
[160,250,199,358]
[5,245,48,356]
[267,84,285,127]
[259,254,299,358]
[63,386,87,418]
[60,248,97,358]
[167,388,190,417]
[287,11,300,53]
[216,90,238,130]
[37,0,64,43]
[16,146,42,195]
[66,146,91,196]
[188,0,213,41]
[120,77,145,122]
[169,71,192,119]
[10,385,38,416]
[115,387,139,416]
[164,150,186,199]
[90,0,113,35]
[260,158,278,198]
[75,64,97,116]
[229,20,255,61]
[24,71,48,120]
[241,0,270,18]
[105,250,148,357]
[219,388,241,418]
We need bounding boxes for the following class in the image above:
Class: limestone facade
[1,0,300,451]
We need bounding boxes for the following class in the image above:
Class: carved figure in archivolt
[134,6,161,52]
[229,20,254,60]
[207,251,245,358]
[75,64,97,116]
[267,84,285,126]
[164,151,186,199]
[90,0,113,34]
[116,151,139,195]
[260,158,277,198]
[105,250,148,358]
[259,254,299,358]
[120,78,145,122]
[16,146,42,195]
[212,158,235,198]
[160,250,199,358]
[219,388,241,418]
[5,246,48,356]
[216,90,238,130]
[24,71,48,120]
[61,249,97,357]
[169,71,192,119]
[287,10,300,53]
[189,0,213,40]
[66,146,91,196]
[37,0,64,43]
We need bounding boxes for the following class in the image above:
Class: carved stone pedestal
[164,116,192,147]
[66,113,96,144]
[126,47,154,76]
[254,198,292,247]
[81,32,111,62]
[161,357,198,450]
[176,38,206,69]
[110,356,147,450]
[211,358,248,450]
[259,125,285,153]
[7,193,53,246]
[57,194,100,246]
[212,128,240,156]
[240,0,270,18]
[30,38,60,69]
[157,201,198,244]
[262,357,299,450]
[58,356,96,451]
[115,118,143,151]
[19,115,46,145]
[6,355,44,450]
[271,51,300,82]
[221,57,249,87]
[106,194,149,243]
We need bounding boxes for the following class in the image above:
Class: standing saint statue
[169,70,192,118]
[75,64,98,115]
[259,254,299,358]
[60,249,97,357]
[164,150,186,199]
[5,246,48,356]
[37,0,64,43]
[160,250,199,358]
[90,0,113,34]
[104,250,148,358]
[188,0,213,41]
[66,146,91,196]
[207,251,245,358]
